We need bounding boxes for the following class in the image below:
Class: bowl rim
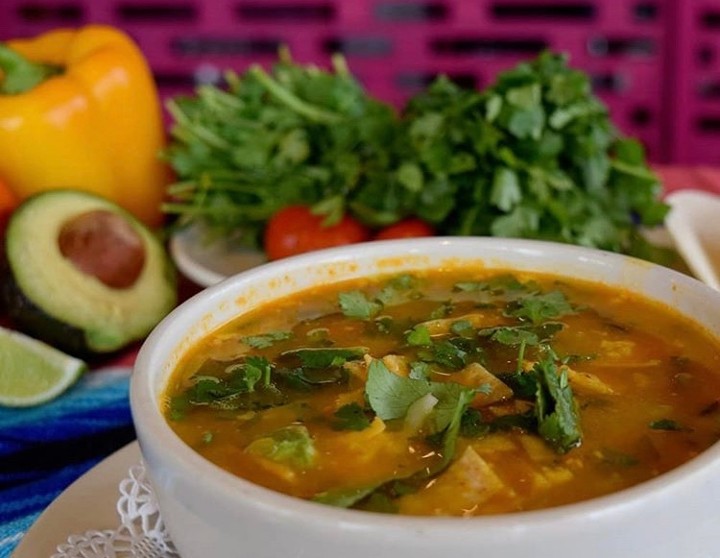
[131,236,720,532]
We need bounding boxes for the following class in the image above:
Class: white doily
[51,463,180,558]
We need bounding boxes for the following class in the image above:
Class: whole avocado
[1,190,177,356]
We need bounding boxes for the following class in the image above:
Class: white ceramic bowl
[130,238,720,558]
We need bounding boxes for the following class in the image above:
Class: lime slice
[0,326,87,407]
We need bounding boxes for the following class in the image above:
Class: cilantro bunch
[399,51,668,254]
[163,49,668,258]
[163,47,401,245]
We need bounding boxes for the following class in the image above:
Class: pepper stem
[0,44,60,95]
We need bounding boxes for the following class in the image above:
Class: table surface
[1,165,720,558]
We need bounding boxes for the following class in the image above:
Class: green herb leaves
[530,352,582,453]
[164,49,668,262]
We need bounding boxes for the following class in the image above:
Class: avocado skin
[1,255,91,357]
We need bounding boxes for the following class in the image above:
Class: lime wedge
[0,326,87,407]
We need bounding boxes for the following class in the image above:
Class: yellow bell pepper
[0,25,168,227]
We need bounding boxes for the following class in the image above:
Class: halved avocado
[1,190,177,355]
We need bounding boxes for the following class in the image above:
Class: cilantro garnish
[450,319,475,338]
[173,358,285,413]
[165,50,668,263]
[365,359,432,421]
[281,347,367,368]
[377,274,421,305]
[332,403,373,431]
[408,361,432,380]
[532,352,582,453]
[245,425,317,469]
[406,325,432,346]
[242,331,293,349]
[429,300,454,319]
[649,419,687,432]
[338,291,383,319]
[417,338,470,370]
[505,290,575,325]
[453,274,528,295]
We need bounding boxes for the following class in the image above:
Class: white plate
[170,193,720,292]
[12,442,141,558]
[169,223,266,287]
[665,190,720,291]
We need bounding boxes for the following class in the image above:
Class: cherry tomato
[374,218,435,240]
[264,205,371,260]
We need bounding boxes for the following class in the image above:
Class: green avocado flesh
[1,190,177,355]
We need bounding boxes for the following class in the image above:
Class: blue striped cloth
[0,366,136,558]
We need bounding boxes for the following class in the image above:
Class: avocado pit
[58,209,145,289]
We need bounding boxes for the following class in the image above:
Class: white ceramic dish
[665,189,720,291]
[169,223,265,287]
[131,237,720,558]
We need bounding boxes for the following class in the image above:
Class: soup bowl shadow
[130,237,720,558]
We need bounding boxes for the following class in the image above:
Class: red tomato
[374,218,435,240]
[264,205,371,260]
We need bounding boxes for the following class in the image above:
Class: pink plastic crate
[0,0,674,162]
[669,1,720,166]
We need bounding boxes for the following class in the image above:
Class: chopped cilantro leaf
[506,290,575,325]
[485,326,539,346]
[597,447,639,467]
[377,274,421,305]
[332,403,373,431]
[450,319,475,338]
[313,485,379,508]
[649,419,687,431]
[406,325,432,346]
[243,331,293,349]
[365,359,432,420]
[409,361,432,380]
[281,347,367,368]
[338,291,383,319]
[533,352,582,453]
[284,366,347,388]
[429,300,454,319]
[245,425,317,469]
[418,339,469,370]
[453,274,527,295]
[460,407,491,438]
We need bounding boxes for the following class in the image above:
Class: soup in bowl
[130,238,720,558]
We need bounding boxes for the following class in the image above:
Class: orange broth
[163,268,720,516]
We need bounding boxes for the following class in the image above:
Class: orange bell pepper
[0,25,168,227]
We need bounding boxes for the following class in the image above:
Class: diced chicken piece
[488,399,534,417]
[523,361,614,395]
[471,434,518,456]
[382,354,410,377]
[452,362,513,407]
[398,446,506,516]
[324,417,408,470]
[205,334,251,361]
[601,339,635,358]
[252,457,298,484]
[417,313,490,336]
[518,434,556,463]
[347,353,410,380]
[564,366,614,395]
[343,359,368,381]
[529,465,574,492]
[340,417,387,451]
[598,340,661,368]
